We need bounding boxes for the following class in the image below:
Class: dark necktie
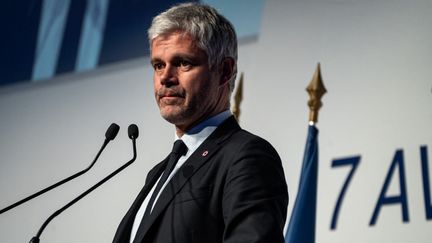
[142,139,188,218]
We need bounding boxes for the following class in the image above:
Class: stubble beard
[158,90,215,130]
[159,96,200,127]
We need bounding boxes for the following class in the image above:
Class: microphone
[29,124,139,243]
[0,123,120,215]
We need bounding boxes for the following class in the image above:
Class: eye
[178,60,193,71]
[153,62,165,71]
[180,60,191,66]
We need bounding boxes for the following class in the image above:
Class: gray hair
[148,3,238,91]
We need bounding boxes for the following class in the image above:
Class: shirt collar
[187,110,232,135]
[174,110,232,155]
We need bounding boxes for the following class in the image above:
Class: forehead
[151,32,207,57]
[150,32,208,64]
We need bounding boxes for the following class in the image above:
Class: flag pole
[306,63,327,125]
[232,72,244,121]
[285,63,327,243]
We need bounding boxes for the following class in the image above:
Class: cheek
[178,68,216,102]
[153,76,160,94]
[153,73,158,88]
[184,81,207,101]
[188,83,216,107]
[184,71,212,90]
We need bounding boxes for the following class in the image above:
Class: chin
[160,111,183,124]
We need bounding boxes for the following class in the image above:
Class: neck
[175,108,230,137]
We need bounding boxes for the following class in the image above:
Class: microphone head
[128,124,139,139]
[105,123,120,141]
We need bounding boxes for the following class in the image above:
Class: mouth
[158,90,185,104]
[162,93,180,98]
[160,93,182,100]
[158,89,184,99]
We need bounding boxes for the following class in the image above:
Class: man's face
[151,32,228,133]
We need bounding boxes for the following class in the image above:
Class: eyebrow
[151,53,200,65]
[150,58,162,66]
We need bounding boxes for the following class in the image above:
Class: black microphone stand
[0,123,119,215]
[29,124,138,243]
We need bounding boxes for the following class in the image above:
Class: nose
[160,65,178,87]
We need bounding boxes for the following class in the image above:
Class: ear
[218,57,235,86]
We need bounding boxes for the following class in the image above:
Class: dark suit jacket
[113,116,288,243]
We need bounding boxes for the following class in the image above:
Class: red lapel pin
[202,150,209,157]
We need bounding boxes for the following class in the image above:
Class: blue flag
[285,124,318,243]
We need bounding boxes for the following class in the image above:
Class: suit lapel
[113,158,168,243]
[133,116,240,242]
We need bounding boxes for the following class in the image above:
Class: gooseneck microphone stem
[1,141,108,215]
[0,123,119,215]
[30,127,138,243]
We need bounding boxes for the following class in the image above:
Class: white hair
[148,3,238,91]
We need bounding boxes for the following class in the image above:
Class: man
[113,3,288,243]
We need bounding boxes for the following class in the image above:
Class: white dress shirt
[130,110,231,242]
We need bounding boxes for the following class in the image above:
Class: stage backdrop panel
[0,0,431,242]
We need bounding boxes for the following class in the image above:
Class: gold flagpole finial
[232,72,244,121]
[306,63,327,124]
